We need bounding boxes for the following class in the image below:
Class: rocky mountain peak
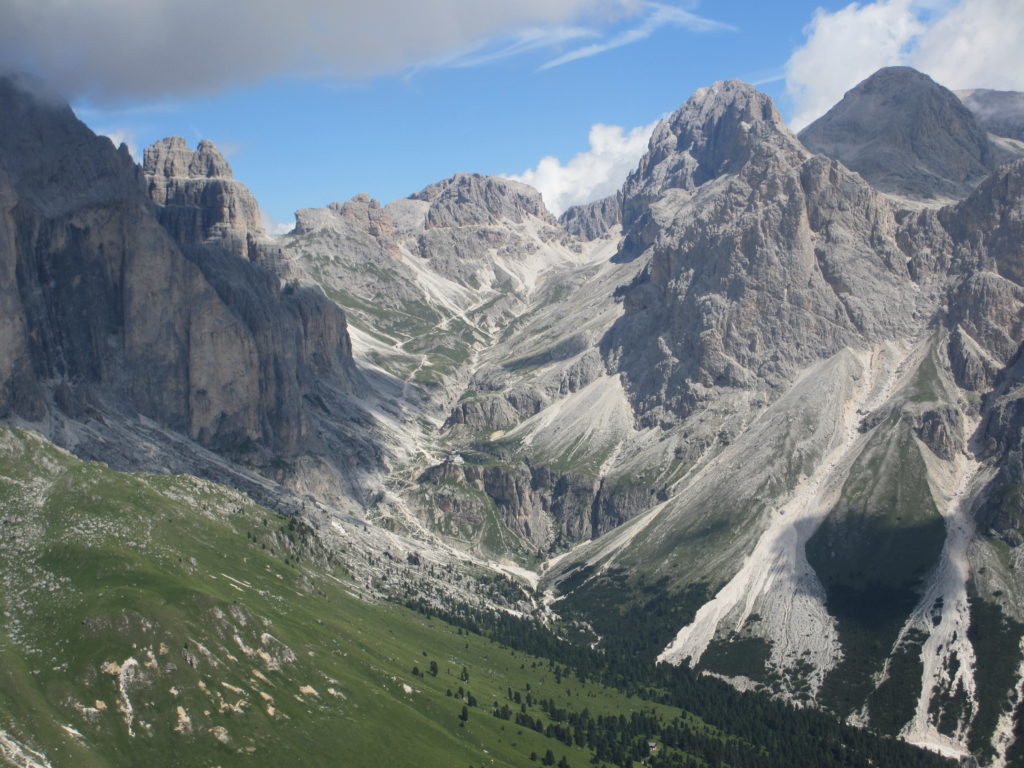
[143,136,235,182]
[293,193,398,248]
[799,66,1002,200]
[958,88,1024,142]
[410,172,556,229]
[143,136,263,246]
[622,79,806,226]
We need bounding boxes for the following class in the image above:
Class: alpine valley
[3,65,1024,767]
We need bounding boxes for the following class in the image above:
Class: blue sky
[5,0,1023,228]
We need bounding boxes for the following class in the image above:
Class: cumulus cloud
[506,120,657,215]
[0,0,727,103]
[785,0,1024,130]
[262,211,297,236]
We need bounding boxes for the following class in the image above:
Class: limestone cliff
[0,75,371,510]
[143,136,263,249]
[559,193,622,240]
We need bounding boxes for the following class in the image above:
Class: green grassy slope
[0,427,720,768]
[0,428,956,768]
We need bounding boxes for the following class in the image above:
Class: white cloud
[785,0,1024,130]
[785,0,925,130]
[507,120,657,215]
[912,0,1024,91]
[0,0,718,103]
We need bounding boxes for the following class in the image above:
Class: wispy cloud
[429,26,597,69]
[747,69,786,87]
[539,2,733,71]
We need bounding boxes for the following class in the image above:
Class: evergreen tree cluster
[403,593,953,768]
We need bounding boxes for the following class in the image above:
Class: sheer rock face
[559,193,622,241]
[958,88,1024,142]
[0,76,359,474]
[606,77,1024,429]
[605,80,928,427]
[798,67,1008,200]
[143,136,264,247]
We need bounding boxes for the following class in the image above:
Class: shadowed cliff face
[0,76,363,481]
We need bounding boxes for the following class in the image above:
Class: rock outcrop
[410,172,556,229]
[143,137,263,248]
[559,193,622,240]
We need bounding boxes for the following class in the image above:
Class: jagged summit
[143,136,236,181]
[410,171,555,228]
[622,79,806,225]
[143,136,263,244]
[799,66,1002,200]
[606,77,925,428]
[293,193,397,241]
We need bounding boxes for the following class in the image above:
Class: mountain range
[3,65,1024,766]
